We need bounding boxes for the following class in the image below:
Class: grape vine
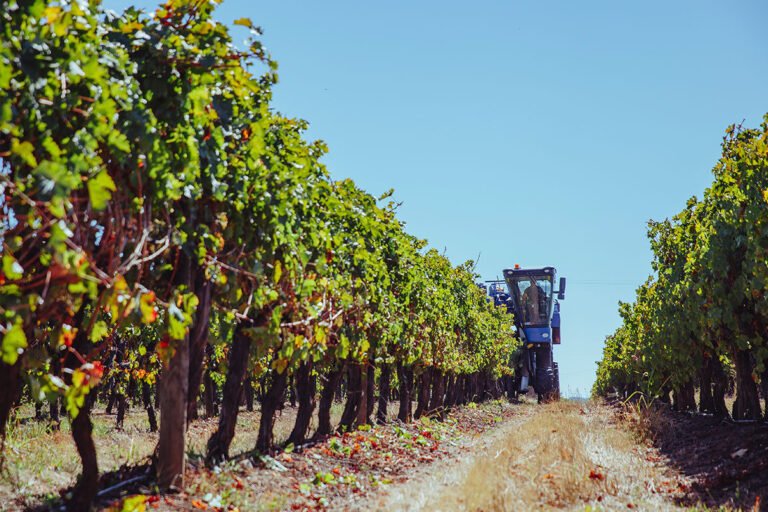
[594,116,768,422]
[0,1,518,508]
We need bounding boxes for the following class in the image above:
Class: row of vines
[0,0,518,509]
[594,115,768,421]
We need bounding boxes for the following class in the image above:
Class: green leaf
[0,61,11,89]
[87,171,116,210]
[233,17,253,28]
[108,131,131,154]
[67,281,88,294]
[2,321,28,365]
[139,291,159,323]
[167,291,199,340]
[168,303,187,340]
[1,285,21,296]
[90,320,109,342]
[2,254,23,280]
[11,139,37,167]
[119,495,148,512]
[65,370,90,419]
[41,137,61,159]
[300,278,316,297]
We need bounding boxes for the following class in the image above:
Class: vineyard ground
[0,399,519,511]
[624,402,768,510]
[374,400,690,511]
[2,402,354,510]
[3,399,768,510]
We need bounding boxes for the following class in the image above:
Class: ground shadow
[649,408,768,510]
[22,460,154,512]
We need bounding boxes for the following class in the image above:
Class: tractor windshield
[508,275,553,326]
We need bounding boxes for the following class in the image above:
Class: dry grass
[384,400,690,511]
[617,398,681,445]
[1,405,163,508]
[0,401,355,509]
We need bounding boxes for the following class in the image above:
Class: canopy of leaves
[0,0,517,418]
[594,117,768,399]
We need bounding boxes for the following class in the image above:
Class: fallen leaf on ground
[589,468,605,481]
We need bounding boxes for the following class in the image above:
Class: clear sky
[107,0,768,396]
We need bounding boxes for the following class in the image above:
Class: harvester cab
[493,266,566,401]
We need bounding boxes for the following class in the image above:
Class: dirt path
[370,401,690,511]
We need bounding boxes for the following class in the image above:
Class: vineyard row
[594,115,768,421]
[0,1,517,509]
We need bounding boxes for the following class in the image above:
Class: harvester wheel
[534,346,557,403]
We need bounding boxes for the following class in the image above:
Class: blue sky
[108,0,768,396]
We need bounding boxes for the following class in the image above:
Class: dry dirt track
[367,401,691,511]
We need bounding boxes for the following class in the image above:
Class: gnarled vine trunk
[142,381,158,433]
[187,277,212,424]
[761,366,768,421]
[287,362,316,446]
[65,304,99,509]
[732,348,761,420]
[414,368,432,419]
[397,364,414,422]
[157,250,192,489]
[0,360,22,444]
[157,333,189,489]
[699,355,715,414]
[339,364,362,431]
[443,373,456,409]
[428,370,445,416]
[256,369,288,453]
[206,327,250,465]
[69,399,98,511]
[244,377,255,412]
[673,380,696,412]
[377,364,392,424]
[455,375,467,406]
[711,354,729,418]
[115,376,131,431]
[315,366,342,438]
[364,364,375,424]
[203,367,218,419]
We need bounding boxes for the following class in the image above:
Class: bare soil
[634,405,768,510]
